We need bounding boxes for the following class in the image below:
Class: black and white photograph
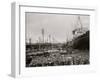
[25,13,90,67]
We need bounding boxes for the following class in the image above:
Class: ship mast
[77,16,82,29]
[66,32,68,43]
[41,28,45,43]
[29,38,32,45]
[72,16,83,39]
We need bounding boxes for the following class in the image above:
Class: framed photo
[11,2,96,78]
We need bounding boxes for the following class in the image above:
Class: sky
[25,12,89,43]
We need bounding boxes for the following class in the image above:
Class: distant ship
[72,16,89,50]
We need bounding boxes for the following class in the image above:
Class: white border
[11,2,96,78]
